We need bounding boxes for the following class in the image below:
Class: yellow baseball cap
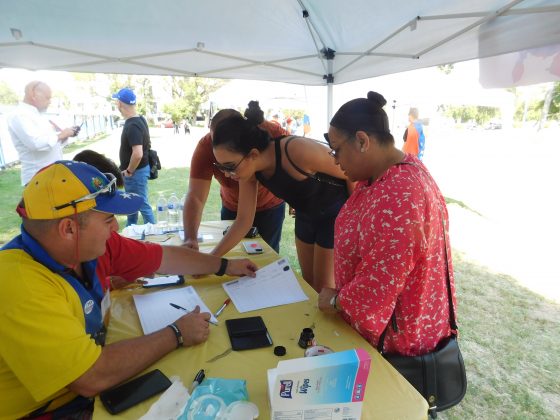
[18,161,142,220]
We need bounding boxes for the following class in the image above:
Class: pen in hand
[214,298,231,317]
[169,303,218,325]
[191,369,205,393]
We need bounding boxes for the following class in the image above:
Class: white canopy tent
[2,0,560,119]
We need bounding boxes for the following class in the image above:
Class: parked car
[485,120,502,130]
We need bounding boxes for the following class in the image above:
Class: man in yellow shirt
[0,161,257,419]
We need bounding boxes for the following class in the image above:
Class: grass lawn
[1,166,559,418]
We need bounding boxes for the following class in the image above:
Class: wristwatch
[330,294,339,311]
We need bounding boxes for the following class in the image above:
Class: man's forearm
[127,155,142,172]
[158,245,222,275]
[69,327,176,397]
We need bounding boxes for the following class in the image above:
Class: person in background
[318,91,457,357]
[7,81,79,185]
[212,114,353,292]
[0,160,257,419]
[402,107,426,160]
[113,88,155,226]
[270,113,282,128]
[285,117,294,135]
[73,149,124,188]
[303,113,311,137]
[183,103,287,253]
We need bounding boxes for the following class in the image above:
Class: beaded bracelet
[168,323,183,348]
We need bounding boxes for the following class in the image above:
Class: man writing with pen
[0,160,257,419]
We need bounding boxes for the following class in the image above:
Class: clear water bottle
[167,193,180,231]
[156,193,168,229]
[178,194,186,229]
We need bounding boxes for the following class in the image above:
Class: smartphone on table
[100,369,172,414]
[242,241,263,254]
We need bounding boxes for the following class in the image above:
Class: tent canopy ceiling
[1,0,560,86]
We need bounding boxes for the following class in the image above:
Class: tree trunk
[538,83,555,130]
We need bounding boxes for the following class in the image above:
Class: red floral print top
[335,154,457,356]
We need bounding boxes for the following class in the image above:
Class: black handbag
[377,163,467,418]
[148,149,161,180]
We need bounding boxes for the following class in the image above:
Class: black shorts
[294,200,345,249]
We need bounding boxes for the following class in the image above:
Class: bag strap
[377,161,456,354]
[283,136,346,187]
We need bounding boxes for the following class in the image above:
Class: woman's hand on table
[226,258,258,277]
[176,306,211,346]
[318,287,339,314]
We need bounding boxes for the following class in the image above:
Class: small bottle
[156,193,168,229]
[298,328,315,349]
[167,193,180,231]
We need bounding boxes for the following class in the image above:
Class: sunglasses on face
[213,154,249,174]
[53,173,118,211]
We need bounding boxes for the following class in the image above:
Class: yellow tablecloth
[93,221,427,419]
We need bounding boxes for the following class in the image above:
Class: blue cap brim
[94,190,143,215]
[111,93,119,100]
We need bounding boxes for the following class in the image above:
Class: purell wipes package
[267,348,371,420]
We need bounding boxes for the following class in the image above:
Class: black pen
[190,369,205,393]
[169,303,218,325]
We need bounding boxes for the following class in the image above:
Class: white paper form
[222,258,308,313]
[133,286,218,334]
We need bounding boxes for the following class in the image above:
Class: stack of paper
[222,259,308,313]
[133,286,218,334]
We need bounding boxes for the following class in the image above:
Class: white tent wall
[2,1,560,83]
[1,0,560,128]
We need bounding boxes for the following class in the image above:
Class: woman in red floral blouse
[318,91,458,357]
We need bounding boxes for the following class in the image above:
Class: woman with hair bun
[212,112,352,292]
[318,91,458,358]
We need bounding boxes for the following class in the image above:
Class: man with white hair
[7,81,79,185]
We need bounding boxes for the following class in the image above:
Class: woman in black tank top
[211,114,353,292]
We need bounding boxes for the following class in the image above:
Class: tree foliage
[437,64,455,75]
[438,104,499,125]
[163,77,226,123]
[281,108,305,120]
[513,82,560,123]
[0,81,19,105]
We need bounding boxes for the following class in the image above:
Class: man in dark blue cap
[113,87,155,226]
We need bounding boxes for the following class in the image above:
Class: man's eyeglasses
[213,154,248,174]
[54,173,118,211]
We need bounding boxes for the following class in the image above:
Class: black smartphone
[100,369,172,414]
[142,275,185,288]
[226,316,273,351]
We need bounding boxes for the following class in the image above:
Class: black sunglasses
[54,173,118,211]
[213,154,249,174]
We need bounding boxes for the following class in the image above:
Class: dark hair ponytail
[244,100,264,125]
[330,90,394,145]
[212,114,270,154]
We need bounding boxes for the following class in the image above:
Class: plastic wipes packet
[139,376,190,420]
[122,223,162,238]
[179,378,258,420]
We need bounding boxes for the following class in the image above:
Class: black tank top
[255,137,348,215]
